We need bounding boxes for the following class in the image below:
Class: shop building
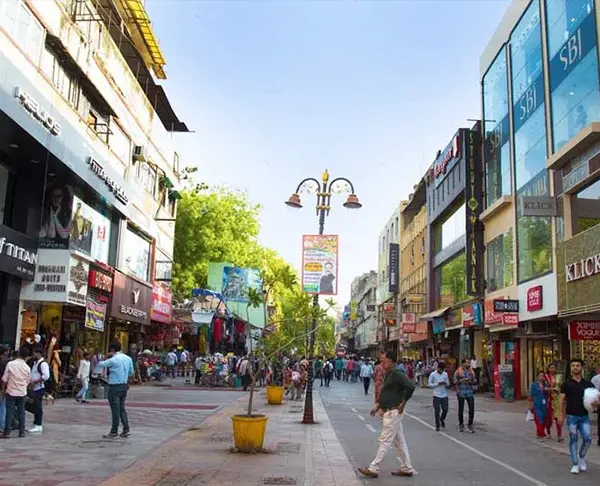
[375,206,402,352]
[480,0,599,393]
[0,1,185,354]
[419,125,486,374]
[350,271,378,356]
[399,177,431,359]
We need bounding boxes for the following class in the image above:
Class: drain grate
[275,442,301,454]
[263,475,297,485]
[75,439,128,449]
[155,473,197,486]
[288,407,303,414]
[210,432,233,442]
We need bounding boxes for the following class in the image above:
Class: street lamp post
[285,169,361,424]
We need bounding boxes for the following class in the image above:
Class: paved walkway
[0,386,239,486]
[100,389,361,486]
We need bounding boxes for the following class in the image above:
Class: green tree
[172,186,261,302]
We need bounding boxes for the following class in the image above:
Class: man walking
[358,351,415,478]
[429,361,450,431]
[96,343,134,439]
[454,358,476,433]
[1,347,30,439]
[559,359,595,474]
[360,359,374,395]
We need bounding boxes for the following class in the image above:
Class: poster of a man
[319,261,336,294]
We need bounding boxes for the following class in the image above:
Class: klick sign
[565,253,600,282]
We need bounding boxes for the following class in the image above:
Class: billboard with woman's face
[39,183,73,249]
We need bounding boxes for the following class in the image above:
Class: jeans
[107,384,129,434]
[31,389,45,426]
[0,394,5,431]
[195,369,201,385]
[457,395,475,427]
[76,378,89,401]
[368,409,413,474]
[3,394,25,435]
[363,377,371,394]
[433,396,449,428]
[566,414,592,466]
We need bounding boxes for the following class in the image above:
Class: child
[75,352,91,403]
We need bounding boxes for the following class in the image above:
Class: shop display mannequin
[47,337,62,388]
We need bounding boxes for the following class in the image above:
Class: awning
[444,324,463,331]
[488,324,519,333]
[168,188,182,200]
[419,307,450,320]
[161,176,175,189]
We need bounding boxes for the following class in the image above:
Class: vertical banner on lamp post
[302,234,339,295]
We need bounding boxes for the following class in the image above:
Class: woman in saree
[544,362,563,442]
[529,371,549,442]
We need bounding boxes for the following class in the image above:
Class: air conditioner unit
[133,145,148,162]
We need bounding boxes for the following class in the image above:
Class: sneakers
[467,426,475,434]
[120,430,130,438]
[435,426,440,432]
[459,424,465,432]
[28,425,43,434]
[579,457,588,472]
[570,465,580,474]
[103,433,118,439]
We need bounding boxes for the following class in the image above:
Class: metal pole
[302,204,326,424]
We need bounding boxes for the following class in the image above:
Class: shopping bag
[25,393,38,415]
[525,410,534,422]
[583,387,600,413]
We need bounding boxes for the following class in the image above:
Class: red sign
[89,269,113,292]
[502,313,519,326]
[462,304,474,327]
[485,297,504,324]
[151,283,173,324]
[402,323,416,333]
[526,285,543,312]
[568,321,600,341]
[433,135,460,178]
[402,313,416,324]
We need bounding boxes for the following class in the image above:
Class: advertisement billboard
[388,243,400,293]
[465,126,484,297]
[302,234,338,295]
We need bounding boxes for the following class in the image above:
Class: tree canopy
[172,180,335,356]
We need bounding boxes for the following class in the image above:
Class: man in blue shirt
[428,361,450,432]
[96,343,134,438]
[453,358,476,433]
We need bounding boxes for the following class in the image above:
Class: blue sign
[0,55,130,215]
[222,266,263,303]
[473,302,483,326]
[432,317,446,334]
[549,11,597,92]
[513,75,544,132]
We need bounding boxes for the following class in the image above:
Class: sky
[146,0,511,309]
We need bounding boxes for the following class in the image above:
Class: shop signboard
[89,267,114,293]
[485,298,504,324]
[465,127,484,297]
[526,285,543,312]
[85,298,107,332]
[433,133,461,184]
[20,250,88,307]
[402,322,416,333]
[222,266,262,303]
[502,313,519,326]
[568,321,600,341]
[462,304,483,328]
[0,224,38,280]
[108,271,152,325]
[383,303,396,319]
[519,196,558,217]
[493,299,519,313]
[151,283,173,324]
[301,235,339,295]
[388,243,400,293]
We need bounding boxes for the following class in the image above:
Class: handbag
[25,390,39,415]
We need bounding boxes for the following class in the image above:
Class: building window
[136,161,157,196]
[573,177,600,234]
[511,0,552,283]
[438,252,467,307]
[546,0,599,151]
[483,48,511,208]
[486,229,514,292]
[0,1,44,63]
[434,203,466,253]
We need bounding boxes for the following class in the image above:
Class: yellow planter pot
[266,385,284,405]
[231,414,268,453]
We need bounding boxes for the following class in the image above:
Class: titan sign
[565,253,600,282]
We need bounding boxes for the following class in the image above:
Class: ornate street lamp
[285,169,361,424]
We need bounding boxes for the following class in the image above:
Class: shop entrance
[526,338,562,388]
[493,339,521,401]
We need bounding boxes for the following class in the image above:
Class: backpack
[36,359,56,394]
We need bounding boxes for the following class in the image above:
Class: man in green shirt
[358,351,415,478]
[314,357,323,387]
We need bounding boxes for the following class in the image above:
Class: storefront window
[438,252,467,307]
[483,48,511,208]
[122,227,151,281]
[547,0,599,151]
[486,229,514,292]
[434,203,465,253]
